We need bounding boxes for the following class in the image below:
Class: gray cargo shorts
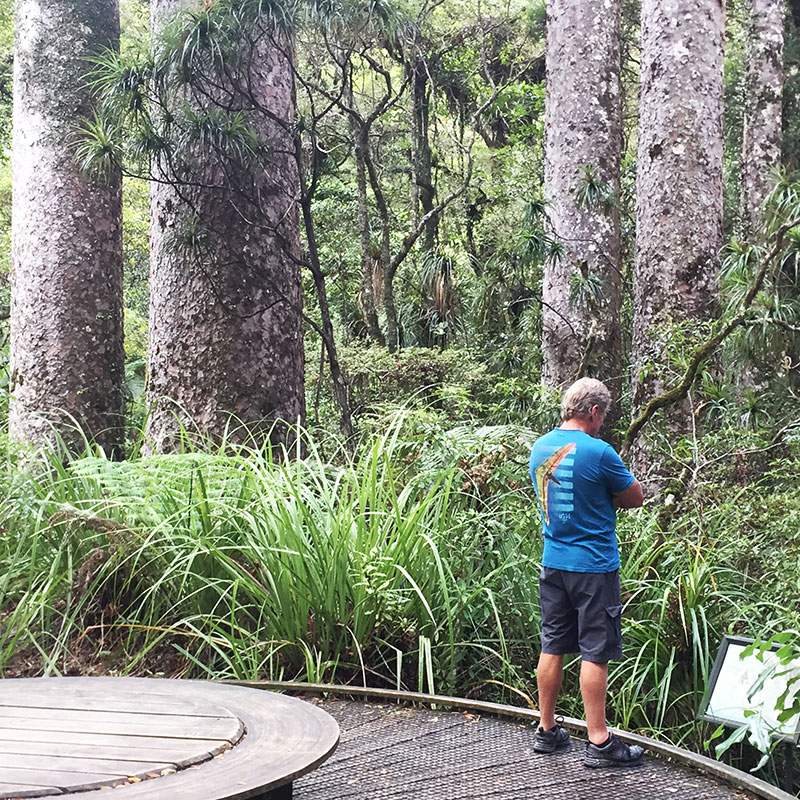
[539,567,622,663]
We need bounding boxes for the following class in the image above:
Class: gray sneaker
[533,724,571,753]
[583,732,644,767]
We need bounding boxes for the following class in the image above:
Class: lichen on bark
[146,0,305,452]
[632,0,724,476]
[741,0,784,236]
[10,0,125,455]
[541,0,623,410]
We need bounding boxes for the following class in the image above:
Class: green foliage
[613,510,757,744]
[525,0,546,38]
[0,0,12,159]
[782,12,800,171]
[722,0,747,234]
[0,156,10,286]
[121,0,150,58]
[0,420,536,696]
[0,390,800,796]
[719,171,800,381]
[74,111,123,180]
[486,81,544,142]
[340,344,488,419]
[568,269,604,311]
[122,177,150,317]
[573,164,617,214]
[123,309,148,360]
[2,418,800,768]
[181,107,260,160]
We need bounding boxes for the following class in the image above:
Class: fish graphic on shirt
[534,442,576,526]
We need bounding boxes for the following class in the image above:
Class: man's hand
[613,480,644,509]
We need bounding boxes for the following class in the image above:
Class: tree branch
[621,217,800,458]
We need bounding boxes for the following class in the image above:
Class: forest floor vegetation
[0,391,798,790]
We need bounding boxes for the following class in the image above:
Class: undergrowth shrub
[1,413,800,783]
[0,419,541,701]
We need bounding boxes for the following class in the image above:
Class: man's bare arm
[614,480,644,509]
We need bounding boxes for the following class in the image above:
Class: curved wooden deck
[0,677,339,799]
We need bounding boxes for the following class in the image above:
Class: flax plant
[611,508,768,747]
[0,419,526,695]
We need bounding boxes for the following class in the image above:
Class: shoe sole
[533,740,571,754]
[583,755,643,768]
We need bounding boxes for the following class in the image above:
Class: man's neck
[559,418,593,435]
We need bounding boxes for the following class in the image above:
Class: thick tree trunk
[10,0,124,456]
[146,0,304,451]
[741,0,784,236]
[632,0,724,473]
[541,0,623,405]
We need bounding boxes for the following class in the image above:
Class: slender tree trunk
[741,0,785,236]
[353,122,384,344]
[364,151,400,352]
[296,136,355,438]
[409,54,436,257]
[541,0,623,406]
[146,0,304,451]
[10,0,124,456]
[632,0,724,473]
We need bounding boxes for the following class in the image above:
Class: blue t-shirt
[529,428,635,573]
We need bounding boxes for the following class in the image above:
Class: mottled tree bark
[632,0,724,472]
[741,0,784,236]
[146,0,304,451]
[542,0,623,406]
[10,0,124,455]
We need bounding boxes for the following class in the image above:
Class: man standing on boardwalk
[529,378,644,767]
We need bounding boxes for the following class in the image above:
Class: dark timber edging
[226,680,796,800]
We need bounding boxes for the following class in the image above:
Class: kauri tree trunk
[632,0,724,471]
[10,0,124,456]
[146,0,304,451]
[541,0,623,405]
[741,0,784,236]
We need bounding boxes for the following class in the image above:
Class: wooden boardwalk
[0,677,339,798]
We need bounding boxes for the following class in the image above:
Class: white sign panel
[705,637,800,742]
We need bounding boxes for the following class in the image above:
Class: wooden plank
[0,693,234,718]
[0,713,243,742]
[74,684,339,800]
[0,678,339,800]
[0,739,208,766]
[3,705,231,723]
[0,679,234,715]
[0,766,127,791]
[0,781,61,798]
[0,754,174,776]
[0,730,232,765]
